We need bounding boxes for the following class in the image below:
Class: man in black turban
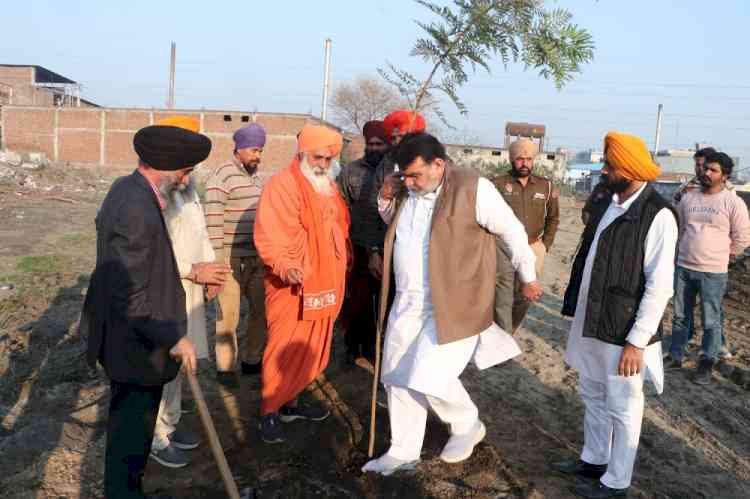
[80,122,213,498]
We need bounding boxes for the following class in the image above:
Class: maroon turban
[363,120,388,142]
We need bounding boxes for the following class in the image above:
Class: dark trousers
[105,380,163,499]
[343,244,380,360]
[494,239,514,333]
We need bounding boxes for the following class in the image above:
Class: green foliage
[17,255,65,275]
[473,160,511,179]
[380,0,594,125]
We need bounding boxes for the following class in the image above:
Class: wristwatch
[369,246,381,256]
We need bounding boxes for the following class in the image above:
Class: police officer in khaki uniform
[493,138,560,333]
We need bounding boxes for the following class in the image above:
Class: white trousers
[385,378,479,461]
[152,374,182,451]
[579,374,645,489]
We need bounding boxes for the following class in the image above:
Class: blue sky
[2,0,748,164]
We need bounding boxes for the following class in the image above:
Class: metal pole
[321,38,332,121]
[653,103,663,156]
[76,85,81,108]
[168,42,176,109]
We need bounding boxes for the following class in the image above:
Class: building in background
[0,63,359,173]
[504,121,546,151]
[0,106,354,173]
[575,149,603,164]
[655,145,741,181]
[0,65,96,107]
[446,141,568,182]
[566,162,600,185]
[446,143,509,167]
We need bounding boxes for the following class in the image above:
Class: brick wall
[0,106,356,174]
[0,67,56,106]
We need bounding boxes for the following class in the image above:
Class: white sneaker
[439,420,486,464]
[361,454,419,476]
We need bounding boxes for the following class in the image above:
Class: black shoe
[692,359,714,385]
[216,370,239,389]
[260,413,286,444]
[279,403,330,422]
[664,358,683,370]
[550,458,607,480]
[573,481,628,498]
[168,427,201,450]
[241,361,262,376]
[150,444,189,468]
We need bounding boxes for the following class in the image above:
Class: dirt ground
[1,162,748,499]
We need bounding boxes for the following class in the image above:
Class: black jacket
[562,184,676,346]
[81,170,186,386]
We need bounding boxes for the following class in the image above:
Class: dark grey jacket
[81,170,186,386]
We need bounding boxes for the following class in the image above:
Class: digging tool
[186,371,252,499]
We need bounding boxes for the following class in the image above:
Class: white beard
[300,157,334,195]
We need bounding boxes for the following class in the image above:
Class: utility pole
[321,38,332,122]
[653,103,663,156]
[168,41,176,109]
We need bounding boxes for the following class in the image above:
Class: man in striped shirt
[205,123,268,387]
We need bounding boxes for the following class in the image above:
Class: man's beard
[699,175,713,188]
[512,166,531,178]
[603,175,631,194]
[407,178,440,197]
[158,175,185,198]
[300,156,333,194]
[365,150,384,166]
[242,159,260,171]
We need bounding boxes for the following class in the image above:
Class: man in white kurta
[555,132,678,499]
[150,182,231,468]
[363,133,541,475]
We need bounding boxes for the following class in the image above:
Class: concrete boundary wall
[0,106,360,172]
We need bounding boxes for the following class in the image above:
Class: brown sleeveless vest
[379,165,496,345]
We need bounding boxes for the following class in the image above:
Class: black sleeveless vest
[562,184,676,346]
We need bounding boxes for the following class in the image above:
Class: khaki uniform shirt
[492,173,560,251]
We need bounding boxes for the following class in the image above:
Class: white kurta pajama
[152,187,215,451]
[378,177,536,462]
[564,183,678,489]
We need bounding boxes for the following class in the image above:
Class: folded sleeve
[626,208,679,348]
[475,177,537,283]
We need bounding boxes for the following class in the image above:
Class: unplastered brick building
[0,64,95,107]
[0,106,363,173]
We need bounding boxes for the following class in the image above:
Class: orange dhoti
[254,146,350,415]
[260,295,337,414]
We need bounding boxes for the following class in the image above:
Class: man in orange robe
[253,125,351,444]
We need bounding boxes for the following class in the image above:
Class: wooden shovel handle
[186,371,241,499]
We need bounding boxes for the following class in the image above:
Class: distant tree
[330,76,407,132]
[380,0,595,127]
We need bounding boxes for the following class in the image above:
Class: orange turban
[383,110,427,143]
[297,125,343,157]
[509,138,538,162]
[157,116,200,133]
[604,132,661,182]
